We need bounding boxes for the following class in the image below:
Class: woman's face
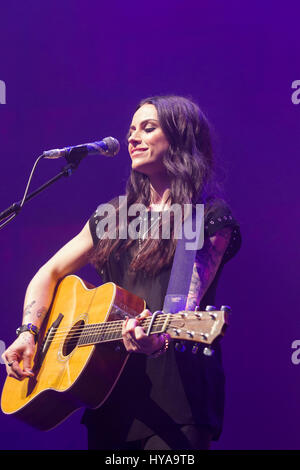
[128,104,169,177]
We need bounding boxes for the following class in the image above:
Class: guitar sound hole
[62,320,85,356]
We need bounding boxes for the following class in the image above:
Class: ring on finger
[7,361,14,367]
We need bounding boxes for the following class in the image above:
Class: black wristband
[16,323,39,343]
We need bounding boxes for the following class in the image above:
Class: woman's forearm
[21,267,60,329]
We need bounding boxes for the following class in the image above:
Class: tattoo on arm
[185,227,232,311]
[36,307,48,320]
[23,301,36,318]
[23,301,48,322]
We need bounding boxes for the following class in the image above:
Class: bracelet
[16,323,39,343]
[149,333,170,359]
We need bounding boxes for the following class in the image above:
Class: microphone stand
[0,161,77,229]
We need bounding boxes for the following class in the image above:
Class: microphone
[42,136,120,160]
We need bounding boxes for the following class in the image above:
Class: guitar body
[1,275,145,430]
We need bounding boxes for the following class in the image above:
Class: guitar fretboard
[77,314,170,346]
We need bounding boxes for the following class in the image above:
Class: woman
[2,95,241,450]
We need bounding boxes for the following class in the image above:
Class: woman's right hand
[1,332,36,380]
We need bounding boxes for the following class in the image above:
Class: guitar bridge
[26,313,64,397]
[39,314,64,365]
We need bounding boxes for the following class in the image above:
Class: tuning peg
[220,305,232,313]
[210,313,219,320]
[192,343,199,354]
[205,305,217,311]
[175,341,186,353]
[203,346,214,357]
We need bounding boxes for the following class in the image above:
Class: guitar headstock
[166,305,230,346]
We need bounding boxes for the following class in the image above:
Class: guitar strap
[163,205,204,314]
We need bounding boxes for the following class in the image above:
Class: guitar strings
[40,327,212,351]
[42,316,171,345]
[40,313,172,340]
[39,312,207,347]
[44,316,167,337]
[42,320,209,350]
[45,322,168,344]
[42,311,209,341]
[41,310,206,339]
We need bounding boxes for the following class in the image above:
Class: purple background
[0,1,299,450]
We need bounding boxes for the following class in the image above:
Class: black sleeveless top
[82,197,241,442]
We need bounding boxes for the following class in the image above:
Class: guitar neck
[72,307,226,348]
[78,314,170,347]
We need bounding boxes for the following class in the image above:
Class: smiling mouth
[131,149,148,157]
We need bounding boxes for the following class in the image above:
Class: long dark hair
[90,95,220,275]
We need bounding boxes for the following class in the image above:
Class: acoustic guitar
[1,275,229,431]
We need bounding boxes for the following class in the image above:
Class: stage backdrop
[0,1,299,450]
